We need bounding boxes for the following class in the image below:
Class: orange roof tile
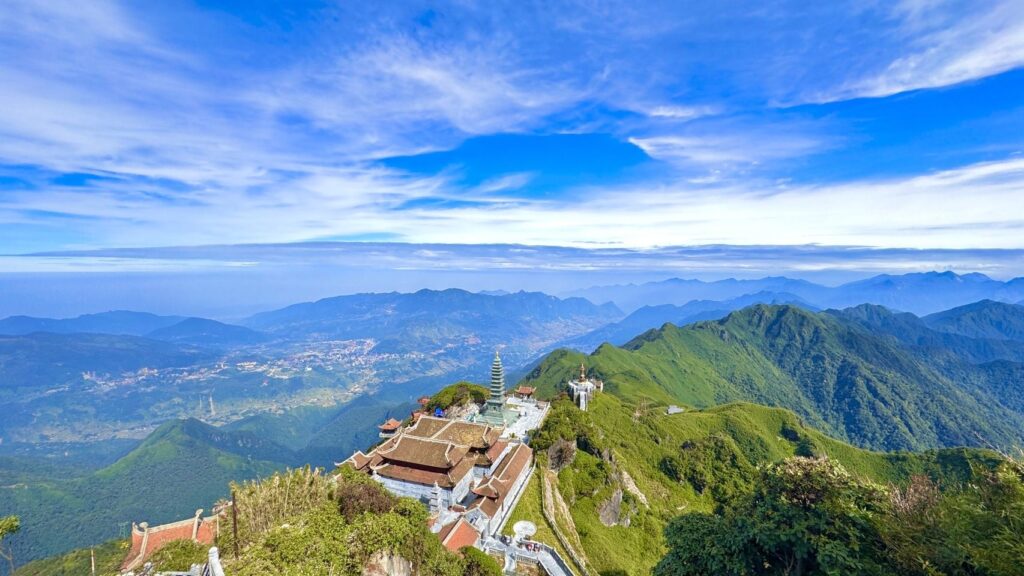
[378,418,402,431]
[439,518,480,552]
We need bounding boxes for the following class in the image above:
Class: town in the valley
[119,352,603,576]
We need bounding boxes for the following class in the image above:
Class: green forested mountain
[0,311,185,337]
[144,317,268,348]
[0,419,289,570]
[507,393,1007,575]
[832,303,1024,364]
[923,299,1024,342]
[0,333,211,392]
[13,539,128,576]
[522,304,1024,451]
[243,288,622,364]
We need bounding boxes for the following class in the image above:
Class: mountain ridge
[565,271,1024,315]
[523,303,1024,451]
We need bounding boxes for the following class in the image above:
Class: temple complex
[344,351,547,552]
[346,413,532,543]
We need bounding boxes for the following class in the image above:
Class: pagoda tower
[487,351,506,409]
[476,350,517,427]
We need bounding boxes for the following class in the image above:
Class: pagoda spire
[489,350,506,403]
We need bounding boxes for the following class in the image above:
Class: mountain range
[5,276,1024,572]
[561,290,816,352]
[524,303,1024,451]
[243,288,622,355]
[0,419,284,568]
[0,289,620,446]
[564,271,1024,314]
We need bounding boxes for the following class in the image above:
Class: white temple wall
[375,476,449,505]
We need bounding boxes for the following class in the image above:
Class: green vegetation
[425,381,489,412]
[460,546,502,576]
[523,305,1024,451]
[0,419,285,569]
[656,456,1024,576]
[220,467,483,576]
[510,392,1007,575]
[1,516,20,575]
[12,539,127,576]
[145,540,208,573]
[923,299,1024,342]
[500,471,578,573]
[657,457,893,575]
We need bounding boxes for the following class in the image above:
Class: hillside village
[111,351,603,576]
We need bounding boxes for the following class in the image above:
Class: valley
[3,275,1024,574]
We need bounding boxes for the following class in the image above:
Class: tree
[656,457,891,576]
[0,515,21,574]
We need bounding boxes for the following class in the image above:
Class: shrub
[460,546,502,576]
[427,382,489,411]
[656,457,891,576]
[336,479,397,521]
[147,540,207,572]
[226,466,334,549]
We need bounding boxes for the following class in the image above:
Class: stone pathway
[482,537,575,576]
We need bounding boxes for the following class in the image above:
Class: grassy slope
[511,393,1002,576]
[521,305,1024,451]
[500,470,580,576]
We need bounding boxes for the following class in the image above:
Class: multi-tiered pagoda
[475,351,518,427]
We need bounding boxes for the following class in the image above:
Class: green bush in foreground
[656,456,1024,576]
[220,467,475,576]
[147,540,207,572]
[460,546,502,576]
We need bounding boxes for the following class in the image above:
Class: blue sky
[1,1,1024,272]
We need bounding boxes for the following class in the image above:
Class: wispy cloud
[812,0,1024,101]
[9,155,1022,251]
[0,0,1022,259]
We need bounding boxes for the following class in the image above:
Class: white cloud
[817,0,1024,100]
[9,156,1022,252]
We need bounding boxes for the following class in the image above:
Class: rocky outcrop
[361,551,413,576]
[598,488,625,527]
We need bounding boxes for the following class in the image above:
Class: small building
[513,386,536,400]
[567,362,603,411]
[417,396,432,407]
[378,418,403,438]
[667,405,685,415]
[435,516,481,552]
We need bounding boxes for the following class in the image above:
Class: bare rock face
[598,487,625,527]
[547,438,577,471]
[362,552,413,576]
[619,469,649,507]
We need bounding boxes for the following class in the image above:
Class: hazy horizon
[3,240,1024,318]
